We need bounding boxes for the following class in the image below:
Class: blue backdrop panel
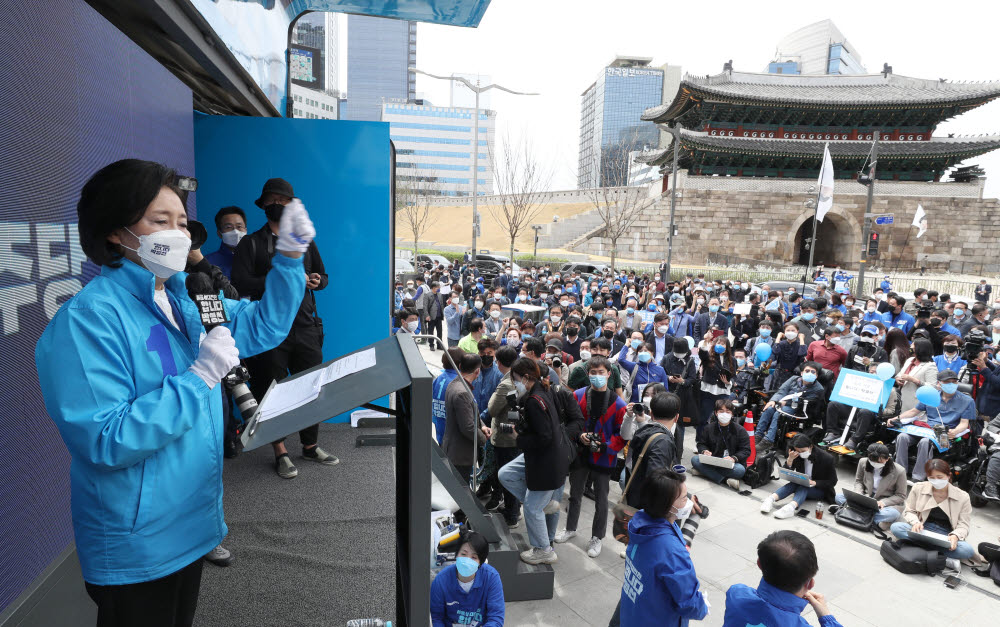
[0,0,195,613]
[194,115,391,421]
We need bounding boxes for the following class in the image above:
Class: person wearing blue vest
[619,469,709,627]
[881,294,915,335]
[204,205,246,279]
[35,160,309,625]
[432,347,465,444]
[430,530,505,627]
[723,530,844,627]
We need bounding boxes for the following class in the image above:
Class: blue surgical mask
[736,358,746,368]
[760,328,771,337]
[638,352,652,363]
[714,344,725,354]
[590,374,608,389]
[456,556,480,578]
[835,324,845,332]
[630,339,642,349]
[802,312,815,321]
[802,372,817,383]
[626,307,635,315]
[595,313,603,321]
[941,382,959,394]
[709,305,720,313]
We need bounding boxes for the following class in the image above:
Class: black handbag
[833,501,889,539]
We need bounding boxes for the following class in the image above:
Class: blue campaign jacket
[430,563,505,627]
[35,254,305,585]
[433,370,459,444]
[620,510,708,627]
[723,579,844,627]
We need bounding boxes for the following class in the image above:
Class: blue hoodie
[433,370,459,444]
[723,578,844,627]
[620,510,708,627]
[35,254,304,585]
[430,563,505,627]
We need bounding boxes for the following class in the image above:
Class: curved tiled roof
[643,71,1000,123]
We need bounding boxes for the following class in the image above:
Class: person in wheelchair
[821,325,889,450]
[978,414,1000,501]
[890,459,975,570]
[888,369,975,480]
[729,348,760,405]
[834,443,906,527]
[756,362,826,452]
[691,399,751,489]
[760,434,838,519]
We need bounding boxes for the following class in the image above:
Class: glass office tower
[578,57,663,188]
[345,15,416,121]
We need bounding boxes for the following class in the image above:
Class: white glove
[189,326,239,389]
[701,589,711,615]
[276,198,316,253]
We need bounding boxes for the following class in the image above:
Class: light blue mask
[736,358,746,368]
[760,328,771,337]
[590,374,608,389]
[630,339,642,349]
[456,556,480,578]
[941,382,959,394]
[638,352,652,363]
[835,324,845,332]
[802,312,815,321]
[802,372,817,383]
[709,305,720,313]
[714,344,725,354]
[626,307,635,315]
[595,313,603,321]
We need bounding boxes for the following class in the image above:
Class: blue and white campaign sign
[829,369,895,412]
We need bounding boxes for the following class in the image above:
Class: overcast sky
[411,0,1000,198]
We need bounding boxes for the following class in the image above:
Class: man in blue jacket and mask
[724,530,844,627]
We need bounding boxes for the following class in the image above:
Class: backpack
[880,539,946,575]
[742,450,777,489]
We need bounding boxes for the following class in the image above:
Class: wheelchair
[771,397,826,457]
[817,394,902,463]
[967,421,1000,508]
[890,418,981,484]
[731,367,769,426]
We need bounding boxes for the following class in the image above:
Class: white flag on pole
[912,204,927,238]
[816,143,834,223]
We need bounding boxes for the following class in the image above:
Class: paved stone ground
[417,340,1000,626]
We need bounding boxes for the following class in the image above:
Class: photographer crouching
[34,160,310,626]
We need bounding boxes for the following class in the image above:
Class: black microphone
[186,272,259,438]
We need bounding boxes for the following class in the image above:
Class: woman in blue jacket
[618,341,670,401]
[430,531,505,627]
[34,160,310,625]
[619,469,709,626]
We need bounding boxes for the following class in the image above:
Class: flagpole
[803,143,829,293]
[857,131,880,296]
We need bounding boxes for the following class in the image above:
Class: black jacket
[516,383,567,491]
[626,422,678,509]
[845,342,888,372]
[660,353,699,421]
[231,224,327,328]
[784,447,839,503]
[186,256,239,300]
[696,418,752,466]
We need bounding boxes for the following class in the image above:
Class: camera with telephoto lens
[916,302,934,320]
[498,391,526,434]
[585,432,603,452]
[963,329,987,367]
[551,356,562,369]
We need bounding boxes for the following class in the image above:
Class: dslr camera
[498,391,527,434]
[916,301,935,320]
[584,432,603,452]
[963,329,987,368]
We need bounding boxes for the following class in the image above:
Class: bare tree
[584,130,650,271]
[488,132,553,266]
[395,178,435,261]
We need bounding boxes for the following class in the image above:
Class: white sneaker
[587,537,603,558]
[619,549,627,559]
[945,558,962,573]
[542,499,562,515]
[760,496,775,514]
[726,478,741,491]
[553,529,577,544]
[520,547,558,565]
[774,503,797,519]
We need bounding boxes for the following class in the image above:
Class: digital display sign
[290,44,323,89]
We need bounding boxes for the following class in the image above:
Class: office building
[345,15,416,121]
[767,19,866,75]
[578,56,666,189]
[290,86,339,119]
[383,100,494,196]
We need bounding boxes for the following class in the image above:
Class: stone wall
[573,184,1000,274]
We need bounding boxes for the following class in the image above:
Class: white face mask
[123,227,191,279]
[406,320,419,332]
[490,310,500,319]
[474,301,484,309]
[452,297,460,305]
[870,461,885,469]
[799,449,811,459]
[657,325,669,335]
[220,229,245,247]
[717,412,732,425]
[928,477,949,490]
[550,316,562,325]
[580,350,592,361]
[671,497,694,519]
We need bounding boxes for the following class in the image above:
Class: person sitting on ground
[430,530,505,627]
[760,434,838,519]
[692,399,752,489]
[617,470,709,627]
[834,442,906,528]
[723,530,845,627]
[888,368,974,479]
[889,459,975,570]
[756,362,826,452]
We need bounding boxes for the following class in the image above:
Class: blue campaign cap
[862,324,879,336]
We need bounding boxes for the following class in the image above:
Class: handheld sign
[829,369,894,413]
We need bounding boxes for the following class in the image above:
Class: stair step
[484,510,555,601]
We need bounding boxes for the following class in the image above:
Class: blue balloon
[876,362,895,381]
[915,385,941,408]
[754,342,772,361]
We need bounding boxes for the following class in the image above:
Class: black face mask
[602,329,614,339]
[944,345,958,354]
[264,203,285,223]
[566,327,579,337]
[481,355,495,368]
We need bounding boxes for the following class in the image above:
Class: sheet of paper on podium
[320,347,377,386]
[259,369,325,422]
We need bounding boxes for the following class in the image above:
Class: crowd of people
[409,258,1000,626]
